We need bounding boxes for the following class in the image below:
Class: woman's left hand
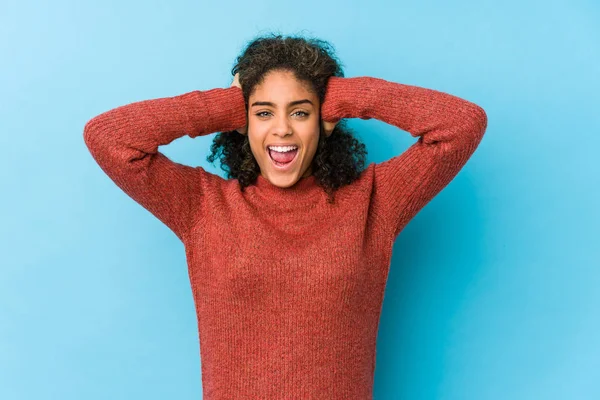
[231,73,247,135]
[322,119,338,137]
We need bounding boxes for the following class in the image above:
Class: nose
[272,113,292,136]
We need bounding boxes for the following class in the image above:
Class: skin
[231,70,338,188]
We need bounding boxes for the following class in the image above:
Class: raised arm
[321,76,487,239]
[83,86,247,242]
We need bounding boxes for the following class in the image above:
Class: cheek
[248,137,263,157]
[302,134,320,160]
[247,118,270,137]
[246,134,269,164]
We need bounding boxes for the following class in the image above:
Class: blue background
[2,0,599,399]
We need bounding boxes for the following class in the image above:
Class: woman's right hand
[230,73,247,135]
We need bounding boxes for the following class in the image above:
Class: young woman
[83,33,487,399]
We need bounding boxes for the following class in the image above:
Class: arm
[321,76,488,238]
[83,86,247,242]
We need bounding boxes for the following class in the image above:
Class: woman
[83,33,487,399]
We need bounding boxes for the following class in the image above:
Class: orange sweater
[83,76,487,399]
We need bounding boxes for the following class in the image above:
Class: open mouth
[267,146,299,170]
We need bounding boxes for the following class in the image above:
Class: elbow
[83,117,99,154]
[470,105,488,137]
[464,106,487,155]
[82,119,93,145]
[453,105,487,157]
[82,115,109,158]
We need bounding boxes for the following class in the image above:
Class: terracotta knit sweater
[83,76,487,399]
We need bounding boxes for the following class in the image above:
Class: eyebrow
[250,99,314,108]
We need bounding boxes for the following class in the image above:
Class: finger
[323,121,337,136]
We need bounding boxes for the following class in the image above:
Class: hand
[230,73,247,135]
[320,76,342,137]
[322,119,338,137]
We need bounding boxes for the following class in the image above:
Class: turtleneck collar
[252,173,322,205]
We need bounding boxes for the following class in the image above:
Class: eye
[255,111,309,118]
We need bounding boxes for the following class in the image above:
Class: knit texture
[83,76,487,399]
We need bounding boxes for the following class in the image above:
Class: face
[244,69,321,188]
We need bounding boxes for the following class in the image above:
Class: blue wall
[1,0,598,399]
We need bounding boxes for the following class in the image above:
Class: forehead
[250,70,317,102]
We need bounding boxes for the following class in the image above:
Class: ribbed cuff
[322,76,380,121]
[189,86,247,137]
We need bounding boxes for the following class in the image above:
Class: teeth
[268,145,298,152]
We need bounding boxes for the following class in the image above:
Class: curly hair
[206,32,368,204]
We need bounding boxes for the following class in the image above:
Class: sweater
[83,76,487,399]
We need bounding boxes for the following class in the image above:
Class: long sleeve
[83,86,247,242]
[321,76,487,238]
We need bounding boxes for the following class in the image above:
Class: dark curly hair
[206,32,368,204]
